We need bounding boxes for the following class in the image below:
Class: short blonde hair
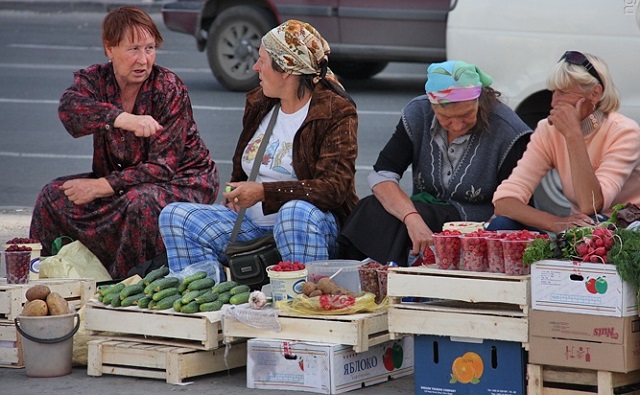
[547,52,620,113]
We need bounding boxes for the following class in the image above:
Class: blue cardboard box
[414,335,526,395]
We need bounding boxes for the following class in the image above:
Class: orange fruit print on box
[450,352,484,384]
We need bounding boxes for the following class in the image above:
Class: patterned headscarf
[425,60,493,104]
[262,20,338,84]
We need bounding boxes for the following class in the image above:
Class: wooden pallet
[223,310,389,353]
[527,364,640,395]
[87,338,246,384]
[0,321,22,368]
[0,278,95,321]
[387,266,530,344]
[84,301,223,350]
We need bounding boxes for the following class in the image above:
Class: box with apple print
[414,335,526,395]
[531,259,638,317]
[246,336,414,394]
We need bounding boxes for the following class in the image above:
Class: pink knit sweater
[493,112,640,215]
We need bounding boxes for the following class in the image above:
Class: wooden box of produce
[0,278,95,321]
[85,268,250,350]
[527,364,640,395]
[223,310,390,353]
[387,266,530,344]
[0,321,23,368]
[87,338,246,384]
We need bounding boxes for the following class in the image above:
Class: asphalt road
[0,3,425,394]
[0,6,424,208]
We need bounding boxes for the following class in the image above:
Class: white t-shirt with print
[241,100,310,226]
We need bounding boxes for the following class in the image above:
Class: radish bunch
[574,226,615,263]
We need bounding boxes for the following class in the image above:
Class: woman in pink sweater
[490,51,640,233]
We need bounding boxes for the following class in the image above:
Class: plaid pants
[159,200,339,282]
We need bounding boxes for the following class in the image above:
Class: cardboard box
[246,337,414,394]
[529,309,640,372]
[531,259,638,316]
[414,335,526,395]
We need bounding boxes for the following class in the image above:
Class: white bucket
[266,266,308,302]
[14,309,80,377]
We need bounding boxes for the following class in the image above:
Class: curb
[0,0,166,13]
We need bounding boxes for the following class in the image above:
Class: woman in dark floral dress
[30,6,219,278]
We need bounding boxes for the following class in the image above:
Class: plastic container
[266,266,308,302]
[432,233,461,270]
[358,261,383,299]
[14,308,80,377]
[5,250,31,284]
[3,242,41,280]
[376,266,390,302]
[502,239,533,275]
[306,259,363,293]
[486,235,506,273]
[460,235,488,272]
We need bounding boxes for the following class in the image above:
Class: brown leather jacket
[230,83,359,226]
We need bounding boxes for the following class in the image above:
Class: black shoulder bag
[224,104,282,290]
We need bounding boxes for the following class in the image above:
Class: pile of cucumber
[95,266,251,313]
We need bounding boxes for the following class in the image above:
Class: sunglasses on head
[559,51,604,88]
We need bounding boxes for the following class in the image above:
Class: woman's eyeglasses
[559,51,604,88]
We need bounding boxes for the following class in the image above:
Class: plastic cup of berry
[4,244,32,284]
[502,231,536,275]
[486,234,507,273]
[358,261,383,301]
[460,235,489,272]
[432,231,462,270]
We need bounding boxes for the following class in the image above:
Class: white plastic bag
[39,241,111,281]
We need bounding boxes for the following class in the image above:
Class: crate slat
[527,364,640,395]
[84,302,222,350]
[0,322,22,367]
[87,338,246,384]
[223,310,389,353]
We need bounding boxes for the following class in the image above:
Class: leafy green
[610,229,640,288]
[557,226,594,259]
[523,238,557,266]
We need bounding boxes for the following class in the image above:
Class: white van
[447,0,640,214]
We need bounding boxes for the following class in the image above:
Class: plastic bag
[39,241,111,281]
[169,260,222,283]
[275,292,388,315]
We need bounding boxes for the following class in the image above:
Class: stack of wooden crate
[0,278,95,368]
[83,299,246,384]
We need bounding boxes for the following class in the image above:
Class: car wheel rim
[216,21,261,80]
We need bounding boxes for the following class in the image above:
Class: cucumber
[152,287,179,302]
[173,297,183,312]
[119,283,145,300]
[102,282,125,296]
[195,291,219,304]
[182,271,207,286]
[152,277,180,293]
[110,294,122,307]
[229,291,251,305]
[142,265,170,286]
[217,292,232,304]
[200,300,224,312]
[97,284,113,296]
[137,296,151,308]
[212,280,238,294]
[121,292,146,307]
[187,277,216,291]
[148,299,157,309]
[180,289,203,304]
[181,301,199,314]
[101,292,118,305]
[154,294,182,310]
[229,285,251,296]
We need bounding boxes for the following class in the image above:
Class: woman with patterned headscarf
[339,60,532,266]
[159,20,358,283]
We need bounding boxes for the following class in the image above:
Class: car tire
[329,61,388,80]
[206,6,276,92]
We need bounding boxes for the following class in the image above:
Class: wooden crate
[0,321,22,368]
[223,310,389,353]
[0,278,95,321]
[387,266,530,344]
[84,301,223,350]
[87,338,246,384]
[527,364,640,395]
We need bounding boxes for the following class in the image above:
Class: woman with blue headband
[339,60,532,266]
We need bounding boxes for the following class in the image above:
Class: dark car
[162,0,453,91]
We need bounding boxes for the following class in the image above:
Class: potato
[317,277,338,295]
[21,299,48,316]
[301,281,317,296]
[46,292,70,315]
[309,289,323,297]
[25,284,51,301]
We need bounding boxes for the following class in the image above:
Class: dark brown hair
[102,6,163,54]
